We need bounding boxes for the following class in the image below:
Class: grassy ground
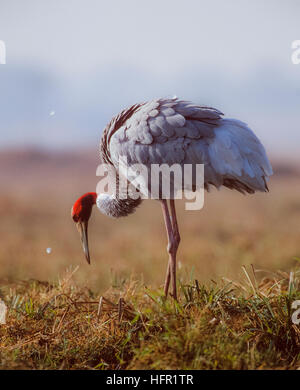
[0,265,299,369]
[0,150,299,369]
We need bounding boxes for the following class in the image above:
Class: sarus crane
[71,97,272,300]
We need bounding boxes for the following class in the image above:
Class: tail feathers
[207,118,273,194]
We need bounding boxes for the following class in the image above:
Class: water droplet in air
[46,248,52,254]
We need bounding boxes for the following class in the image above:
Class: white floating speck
[0,300,7,324]
[49,111,55,116]
[46,247,52,254]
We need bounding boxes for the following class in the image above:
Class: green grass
[0,266,299,370]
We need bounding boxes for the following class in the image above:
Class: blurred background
[0,0,299,291]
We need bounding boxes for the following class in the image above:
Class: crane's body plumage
[72,96,273,300]
[98,97,272,218]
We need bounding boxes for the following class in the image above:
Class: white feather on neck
[96,193,142,218]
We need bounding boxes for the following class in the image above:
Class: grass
[0,151,299,369]
[0,265,299,370]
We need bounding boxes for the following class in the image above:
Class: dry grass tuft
[0,266,299,370]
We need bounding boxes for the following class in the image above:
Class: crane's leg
[170,199,180,299]
[170,199,181,251]
[160,200,179,300]
[164,262,171,298]
[160,200,172,297]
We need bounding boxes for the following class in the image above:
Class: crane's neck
[96,193,142,218]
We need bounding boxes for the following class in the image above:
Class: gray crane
[71,97,273,300]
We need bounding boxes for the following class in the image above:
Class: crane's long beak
[76,221,91,264]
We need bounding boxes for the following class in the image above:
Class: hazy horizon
[0,0,299,156]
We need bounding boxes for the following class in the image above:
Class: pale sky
[0,0,299,155]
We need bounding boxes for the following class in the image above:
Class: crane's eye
[72,213,80,223]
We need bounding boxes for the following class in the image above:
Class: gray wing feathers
[108,97,273,194]
[123,98,221,144]
[204,119,273,191]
